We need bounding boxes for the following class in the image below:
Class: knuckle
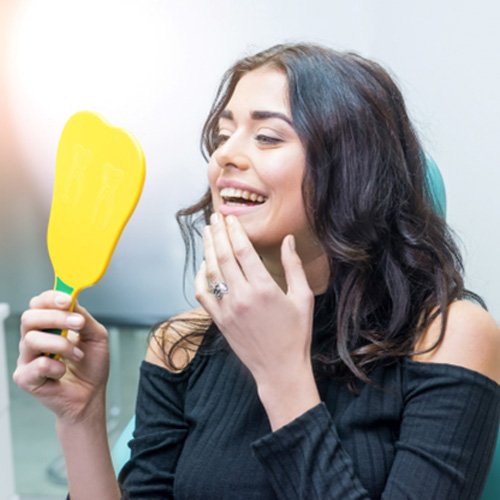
[205,269,219,283]
[28,295,39,308]
[23,330,37,346]
[20,310,32,326]
[234,243,250,259]
[18,340,31,361]
[37,355,51,373]
[12,368,22,387]
[217,250,232,266]
[232,298,250,315]
[12,368,31,390]
[50,360,65,378]
[35,290,52,304]
[257,282,275,300]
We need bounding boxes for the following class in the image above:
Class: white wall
[1,0,498,322]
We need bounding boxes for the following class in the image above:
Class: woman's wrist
[56,411,107,450]
[55,389,107,430]
[256,363,321,431]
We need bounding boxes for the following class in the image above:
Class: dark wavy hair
[158,43,482,382]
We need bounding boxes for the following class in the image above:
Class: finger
[29,290,73,311]
[27,291,106,342]
[13,355,66,393]
[225,215,270,283]
[203,224,225,286]
[20,308,84,338]
[281,235,313,297]
[208,213,246,286]
[19,330,85,364]
[71,302,107,343]
[195,261,217,313]
[66,329,80,345]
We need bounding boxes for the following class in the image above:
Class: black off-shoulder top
[119,297,500,499]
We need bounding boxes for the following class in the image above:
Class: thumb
[281,235,311,296]
[72,302,107,342]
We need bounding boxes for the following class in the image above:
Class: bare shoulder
[413,300,500,383]
[145,307,211,372]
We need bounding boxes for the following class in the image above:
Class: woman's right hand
[13,290,110,424]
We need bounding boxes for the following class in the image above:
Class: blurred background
[1,0,499,498]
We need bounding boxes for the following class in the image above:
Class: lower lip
[218,201,265,217]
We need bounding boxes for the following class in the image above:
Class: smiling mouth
[220,187,267,206]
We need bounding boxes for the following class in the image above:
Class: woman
[14,43,500,499]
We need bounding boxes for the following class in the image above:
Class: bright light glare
[7,0,177,196]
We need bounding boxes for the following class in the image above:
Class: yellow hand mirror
[46,111,145,341]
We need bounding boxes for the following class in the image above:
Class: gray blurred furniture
[0,303,16,499]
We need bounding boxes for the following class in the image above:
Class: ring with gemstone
[209,280,229,300]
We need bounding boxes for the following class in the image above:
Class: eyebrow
[219,109,293,127]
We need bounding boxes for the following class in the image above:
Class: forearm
[56,400,120,500]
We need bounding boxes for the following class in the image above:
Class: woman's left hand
[195,213,321,427]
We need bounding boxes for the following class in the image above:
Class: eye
[255,134,283,145]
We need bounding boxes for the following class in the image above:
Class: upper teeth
[220,187,266,203]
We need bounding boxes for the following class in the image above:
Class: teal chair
[424,154,446,218]
[483,437,500,500]
[112,415,135,474]
[110,157,499,499]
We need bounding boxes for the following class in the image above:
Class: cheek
[211,192,221,211]
[275,173,310,230]
[270,167,305,209]
[207,160,220,207]
[207,160,219,188]
[207,157,217,184]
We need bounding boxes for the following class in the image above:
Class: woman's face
[208,66,319,257]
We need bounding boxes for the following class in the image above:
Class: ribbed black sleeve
[385,361,499,499]
[251,361,500,500]
[252,403,368,499]
[118,360,201,498]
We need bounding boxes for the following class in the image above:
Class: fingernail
[210,212,221,224]
[288,235,296,251]
[226,215,236,225]
[73,347,84,360]
[55,293,71,307]
[67,314,83,328]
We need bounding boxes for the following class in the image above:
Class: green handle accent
[46,276,75,336]
[54,276,75,295]
[45,276,75,358]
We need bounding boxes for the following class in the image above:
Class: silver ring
[209,281,229,300]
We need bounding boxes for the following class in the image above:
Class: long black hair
[160,43,482,382]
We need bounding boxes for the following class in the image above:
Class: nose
[212,134,251,171]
